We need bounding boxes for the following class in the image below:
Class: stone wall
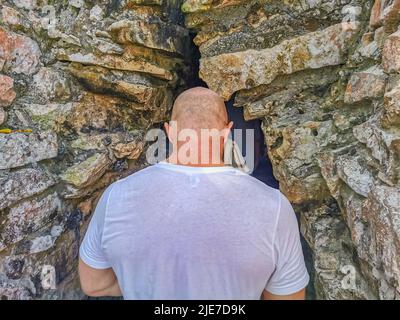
[183,0,400,299]
[0,0,399,300]
[0,0,191,299]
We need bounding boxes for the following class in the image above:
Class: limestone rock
[113,140,145,160]
[0,131,58,170]
[370,0,400,33]
[0,107,6,125]
[23,103,74,131]
[67,63,170,105]
[383,30,400,73]
[0,75,16,107]
[0,28,41,75]
[362,186,400,298]
[0,275,34,300]
[301,206,377,300]
[184,0,400,300]
[344,66,387,104]
[57,48,175,80]
[60,154,111,189]
[200,23,360,100]
[381,82,400,128]
[0,167,56,210]
[108,18,190,56]
[29,68,71,103]
[1,193,61,247]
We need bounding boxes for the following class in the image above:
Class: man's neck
[166,153,226,168]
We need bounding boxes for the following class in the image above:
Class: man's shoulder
[106,164,160,193]
[236,172,281,196]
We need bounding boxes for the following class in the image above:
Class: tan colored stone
[370,0,383,28]
[381,84,400,127]
[108,19,190,56]
[78,198,94,217]
[369,0,400,32]
[344,66,387,104]
[0,107,6,125]
[57,49,174,80]
[60,154,111,189]
[383,30,400,73]
[113,140,145,160]
[200,23,359,100]
[0,75,16,106]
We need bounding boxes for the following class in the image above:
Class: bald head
[171,87,228,130]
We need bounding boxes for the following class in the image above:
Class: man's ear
[223,121,234,142]
[164,122,171,142]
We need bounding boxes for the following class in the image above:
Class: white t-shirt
[79,162,309,300]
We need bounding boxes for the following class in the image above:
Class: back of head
[165,87,232,166]
[171,87,228,131]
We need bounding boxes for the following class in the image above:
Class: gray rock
[1,192,61,247]
[0,167,56,210]
[0,131,58,170]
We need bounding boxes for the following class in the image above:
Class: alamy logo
[41,265,56,290]
[340,265,356,291]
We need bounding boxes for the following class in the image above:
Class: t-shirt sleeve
[265,193,310,295]
[79,184,114,269]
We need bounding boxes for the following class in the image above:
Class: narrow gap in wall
[186,32,279,189]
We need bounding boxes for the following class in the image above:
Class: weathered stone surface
[381,82,400,128]
[344,66,387,104]
[29,68,71,103]
[362,186,400,299]
[301,204,377,300]
[68,63,170,105]
[263,120,333,204]
[23,103,74,131]
[200,23,359,100]
[57,48,175,80]
[60,154,112,189]
[1,193,61,247]
[0,167,56,210]
[0,131,58,170]
[0,75,16,107]
[0,27,41,75]
[0,275,35,300]
[0,107,6,125]
[0,6,22,26]
[370,0,383,28]
[113,140,145,160]
[383,30,400,73]
[108,18,190,56]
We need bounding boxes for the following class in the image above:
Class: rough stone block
[0,167,56,210]
[2,192,61,246]
[200,23,359,100]
[60,153,111,189]
[0,75,16,107]
[0,27,41,75]
[383,30,400,73]
[344,66,387,104]
[0,131,58,170]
